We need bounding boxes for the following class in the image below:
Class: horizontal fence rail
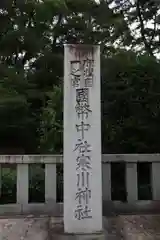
[0,154,160,215]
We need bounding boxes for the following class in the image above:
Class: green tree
[113,0,160,56]
[38,86,63,153]
[1,0,160,154]
[101,50,160,153]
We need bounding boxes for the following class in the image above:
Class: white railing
[0,155,62,215]
[0,154,160,215]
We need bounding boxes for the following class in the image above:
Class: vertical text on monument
[70,53,94,88]
[64,44,102,233]
[72,50,93,221]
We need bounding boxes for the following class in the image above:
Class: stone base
[50,232,106,240]
[49,217,106,239]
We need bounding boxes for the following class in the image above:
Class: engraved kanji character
[77,171,90,188]
[75,205,92,220]
[83,59,94,87]
[76,154,91,171]
[76,121,90,139]
[75,187,91,205]
[75,88,92,119]
[71,61,81,87]
[74,139,91,154]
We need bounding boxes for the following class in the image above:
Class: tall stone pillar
[64,44,103,234]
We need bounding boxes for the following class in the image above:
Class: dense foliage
[0,0,160,154]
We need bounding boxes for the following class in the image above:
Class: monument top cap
[64,44,100,48]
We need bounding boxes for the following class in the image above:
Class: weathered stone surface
[0,216,49,240]
[64,44,103,233]
[1,214,160,239]
[0,215,119,240]
[118,215,160,239]
[49,216,118,239]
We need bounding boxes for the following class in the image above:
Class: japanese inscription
[83,59,94,87]
[71,61,81,88]
[75,205,92,220]
[76,154,91,171]
[74,139,91,154]
[77,171,90,188]
[75,187,91,205]
[76,122,90,140]
[71,53,94,221]
[70,59,94,88]
[75,88,92,119]
[64,45,102,233]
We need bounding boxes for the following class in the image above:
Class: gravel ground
[0,216,49,240]
[118,215,160,239]
[0,214,160,239]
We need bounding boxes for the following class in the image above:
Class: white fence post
[17,163,29,208]
[152,162,160,200]
[45,163,57,205]
[102,162,111,201]
[126,163,138,201]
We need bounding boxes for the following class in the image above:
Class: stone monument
[63,44,103,236]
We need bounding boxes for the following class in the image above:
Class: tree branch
[136,0,154,56]
[52,14,63,49]
[149,13,157,45]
